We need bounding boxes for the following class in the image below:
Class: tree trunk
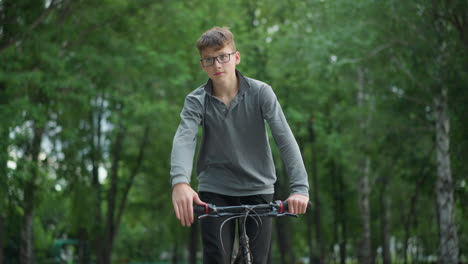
[0,3,15,261]
[171,242,179,264]
[115,126,150,228]
[298,136,314,264]
[298,135,314,264]
[20,124,43,264]
[379,168,392,264]
[403,161,437,264]
[101,125,125,264]
[100,124,148,264]
[337,163,348,264]
[78,227,90,264]
[274,161,295,264]
[306,212,314,264]
[434,88,459,264]
[381,191,391,264]
[0,81,7,264]
[276,218,295,264]
[331,159,339,264]
[402,155,431,264]
[90,97,104,264]
[308,120,324,264]
[0,215,4,264]
[0,135,5,264]
[330,169,340,263]
[356,68,372,264]
[331,156,348,264]
[0,105,6,264]
[21,183,35,264]
[357,158,372,264]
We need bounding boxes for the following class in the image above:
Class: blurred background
[0,0,467,263]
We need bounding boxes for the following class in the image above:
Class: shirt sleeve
[170,95,203,187]
[260,85,309,196]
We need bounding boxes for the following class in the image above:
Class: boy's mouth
[214,72,224,76]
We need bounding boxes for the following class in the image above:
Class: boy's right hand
[171,183,206,227]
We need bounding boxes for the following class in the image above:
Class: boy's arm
[260,85,310,213]
[170,95,206,226]
[170,95,202,186]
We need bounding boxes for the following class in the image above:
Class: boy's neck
[212,74,239,98]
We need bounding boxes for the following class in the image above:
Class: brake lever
[198,212,238,219]
[276,213,298,218]
[198,214,220,219]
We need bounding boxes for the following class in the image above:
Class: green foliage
[1,0,466,263]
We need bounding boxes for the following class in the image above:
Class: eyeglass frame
[200,51,237,67]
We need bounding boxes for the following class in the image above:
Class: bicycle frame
[236,215,251,264]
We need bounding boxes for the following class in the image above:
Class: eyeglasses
[200,51,237,67]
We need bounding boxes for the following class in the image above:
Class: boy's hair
[197,27,236,53]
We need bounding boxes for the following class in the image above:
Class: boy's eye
[203,58,213,63]
[219,54,229,60]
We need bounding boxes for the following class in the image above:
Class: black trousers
[199,192,273,264]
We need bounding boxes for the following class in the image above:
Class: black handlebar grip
[194,204,208,216]
[282,200,288,213]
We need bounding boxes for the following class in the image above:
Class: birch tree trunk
[357,68,372,264]
[358,158,372,264]
[434,88,459,264]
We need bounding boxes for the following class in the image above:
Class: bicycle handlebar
[194,200,312,217]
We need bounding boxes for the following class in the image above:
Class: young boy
[170,27,309,263]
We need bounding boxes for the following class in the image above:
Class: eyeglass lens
[201,52,234,66]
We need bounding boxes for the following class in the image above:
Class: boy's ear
[235,51,241,65]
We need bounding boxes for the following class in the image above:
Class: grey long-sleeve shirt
[170,71,309,196]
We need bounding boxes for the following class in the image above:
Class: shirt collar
[204,70,250,96]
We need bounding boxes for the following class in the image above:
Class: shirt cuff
[171,175,190,187]
[291,187,310,197]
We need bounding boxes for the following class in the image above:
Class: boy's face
[200,46,240,81]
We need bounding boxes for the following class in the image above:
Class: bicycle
[194,200,311,264]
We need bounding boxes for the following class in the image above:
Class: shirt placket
[209,95,228,119]
[227,92,245,115]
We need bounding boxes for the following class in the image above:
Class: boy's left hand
[286,194,310,214]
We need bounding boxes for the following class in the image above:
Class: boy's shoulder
[185,84,207,106]
[245,76,268,86]
[241,74,271,94]
[187,84,206,97]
